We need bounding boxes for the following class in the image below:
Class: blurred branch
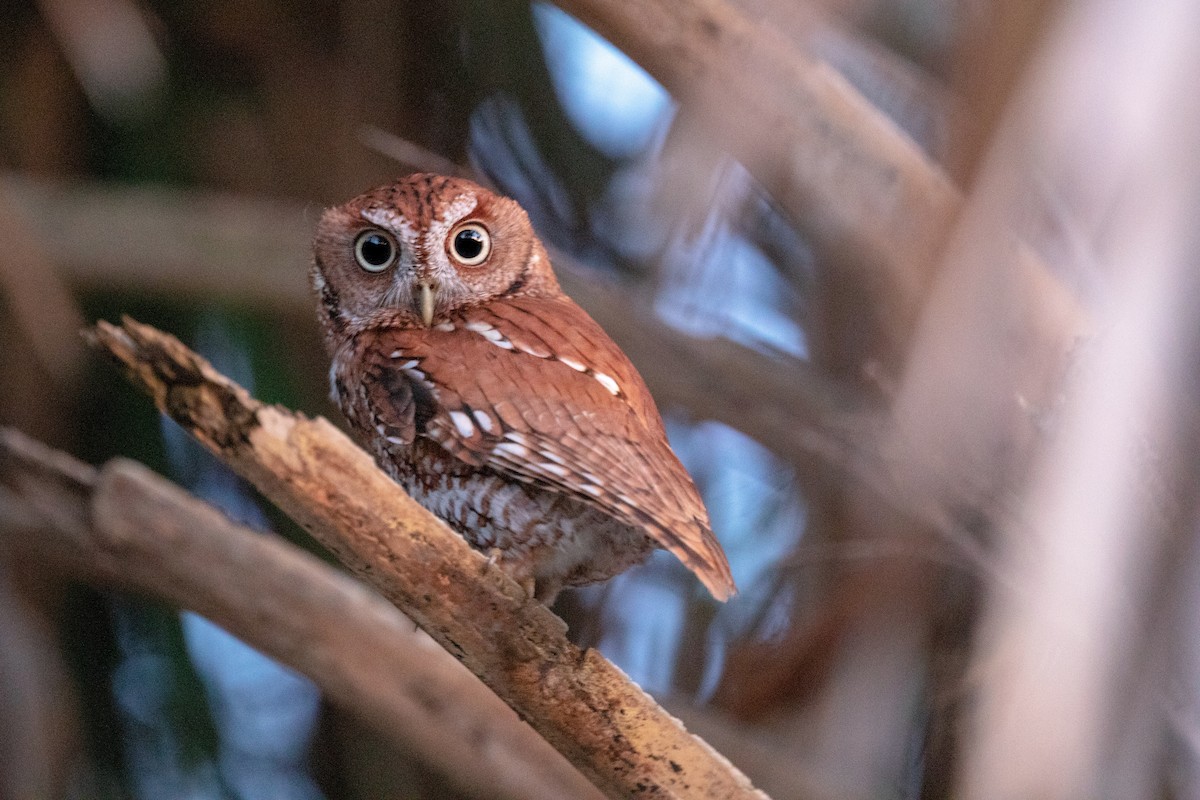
[0,188,85,386]
[946,0,1057,187]
[0,174,310,312]
[730,0,949,155]
[668,701,854,800]
[952,3,1200,797]
[4,170,997,569]
[0,545,78,800]
[35,0,167,122]
[552,0,962,350]
[358,125,472,179]
[0,173,868,479]
[84,318,769,800]
[0,427,601,800]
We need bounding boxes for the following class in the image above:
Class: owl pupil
[360,234,393,266]
[454,229,485,260]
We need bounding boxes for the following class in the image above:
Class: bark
[0,427,601,800]
[83,318,769,800]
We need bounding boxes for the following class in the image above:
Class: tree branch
[1,173,864,479]
[552,0,963,341]
[83,318,769,800]
[0,427,602,800]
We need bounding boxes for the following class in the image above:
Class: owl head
[311,173,559,346]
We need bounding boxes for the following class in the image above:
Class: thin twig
[357,125,472,179]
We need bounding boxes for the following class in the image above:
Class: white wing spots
[401,363,428,384]
[516,341,551,358]
[472,409,495,434]
[485,336,514,350]
[580,484,603,497]
[552,353,622,396]
[593,371,620,396]
[465,319,516,350]
[494,441,529,459]
[504,431,531,446]
[449,410,476,438]
[539,462,569,478]
[435,322,456,332]
[389,350,403,358]
[385,436,405,446]
[539,448,566,465]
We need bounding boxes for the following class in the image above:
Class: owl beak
[418,281,436,327]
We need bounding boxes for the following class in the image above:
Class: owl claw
[533,578,562,606]
[483,548,536,600]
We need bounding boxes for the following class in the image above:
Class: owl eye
[354,230,398,272]
[449,223,491,266]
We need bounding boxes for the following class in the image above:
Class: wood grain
[84,318,769,800]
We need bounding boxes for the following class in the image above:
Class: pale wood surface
[0,427,603,800]
[85,318,770,800]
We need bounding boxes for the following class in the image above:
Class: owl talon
[533,578,562,606]
[482,549,536,600]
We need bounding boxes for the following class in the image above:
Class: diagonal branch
[553,0,963,345]
[84,317,769,800]
[0,427,601,800]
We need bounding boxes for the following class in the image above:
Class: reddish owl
[311,173,735,603]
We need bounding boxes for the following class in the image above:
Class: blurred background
[3,0,1200,798]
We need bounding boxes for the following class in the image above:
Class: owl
[311,173,735,603]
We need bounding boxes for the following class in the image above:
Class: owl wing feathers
[360,349,435,450]
[358,297,735,600]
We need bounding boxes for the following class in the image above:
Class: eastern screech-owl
[311,173,735,603]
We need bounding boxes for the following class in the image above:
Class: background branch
[2,170,992,575]
[552,0,962,349]
[85,317,769,800]
[0,172,868,480]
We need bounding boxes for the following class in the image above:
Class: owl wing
[359,296,736,600]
